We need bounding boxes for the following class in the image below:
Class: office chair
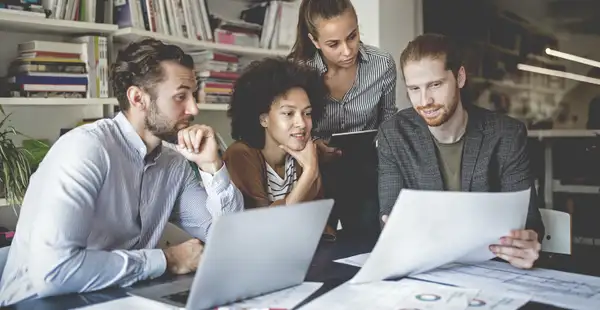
[539,209,572,255]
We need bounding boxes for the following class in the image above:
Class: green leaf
[0,110,35,204]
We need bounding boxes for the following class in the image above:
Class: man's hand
[314,139,342,163]
[162,238,204,275]
[381,215,389,226]
[176,124,222,174]
[490,229,541,269]
[280,139,319,177]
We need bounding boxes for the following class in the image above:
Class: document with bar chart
[411,260,600,310]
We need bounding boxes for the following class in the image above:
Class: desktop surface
[6,231,600,310]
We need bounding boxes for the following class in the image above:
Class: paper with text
[74,296,177,309]
[299,278,478,310]
[412,260,600,310]
[350,189,530,283]
[225,282,322,309]
[467,290,531,309]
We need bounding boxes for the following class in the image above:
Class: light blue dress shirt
[0,113,244,306]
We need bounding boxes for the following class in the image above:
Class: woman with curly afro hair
[223,57,336,240]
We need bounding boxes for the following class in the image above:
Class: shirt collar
[312,42,370,74]
[114,112,163,162]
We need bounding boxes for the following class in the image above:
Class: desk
[6,232,600,310]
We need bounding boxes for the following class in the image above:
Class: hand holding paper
[350,188,531,284]
[490,229,541,269]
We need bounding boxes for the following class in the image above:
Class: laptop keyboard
[164,290,190,305]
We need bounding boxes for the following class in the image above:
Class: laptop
[129,199,334,310]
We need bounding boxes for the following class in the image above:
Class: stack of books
[7,40,88,98]
[5,38,108,99]
[190,51,240,105]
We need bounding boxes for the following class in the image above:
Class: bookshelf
[0,11,118,35]
[113,27,290,57]
[197,103,229,111]
[0,98,118,106]
[0,0,302,212]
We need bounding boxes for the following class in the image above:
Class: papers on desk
[350,188,530,283]
[334,253,369,267]
[76,282,322,310]
[299,278,529,310]
[74,296,178,309]
[412,260,600,310]
[224,282,322,309]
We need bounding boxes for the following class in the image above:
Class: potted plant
[0,105,32,208]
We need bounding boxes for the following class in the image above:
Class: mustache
[178,116,194,125]
[417,104,443,111]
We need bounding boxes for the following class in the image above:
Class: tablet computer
[328,129,378,152]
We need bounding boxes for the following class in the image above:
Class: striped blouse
[304,43,399,139]
[266,155,298,202]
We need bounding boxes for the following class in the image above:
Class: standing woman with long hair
[289,0,398,237]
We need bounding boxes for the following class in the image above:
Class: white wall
[378,0,423,110]
[353,0,423,110]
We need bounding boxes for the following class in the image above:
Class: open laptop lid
[187,199,334,310]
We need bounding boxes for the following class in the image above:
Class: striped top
[265,155,298,202]
[0,113,244,306]
[304,43,399,139]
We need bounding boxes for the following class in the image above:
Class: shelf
[113,27,289,57]
[0,198,6,206]
[527,129,600,139]
[197,103,228,111]
[553,180,600,194]
[0,11,117,35]
[471,77,563,95]
[0,98,118,106]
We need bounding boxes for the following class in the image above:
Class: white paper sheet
[299,278,479,310]
[466,290,531,309]
[412,260,600,310]
[334,253,370,267]
[223,282,322,309]
[350,189,530,283]
[74,296,178,309]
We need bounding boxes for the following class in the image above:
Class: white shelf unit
[0,10,119,111]
[197,103,228,111]
[0,11,118,35]
[113,27,290,57]
[1,98,226,110]
[0,1,298,208]
[528,129,600,210]
[0,98,118,106]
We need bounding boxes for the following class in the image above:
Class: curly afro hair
[228,57,329,149]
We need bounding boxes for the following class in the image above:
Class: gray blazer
[376,105,545,238]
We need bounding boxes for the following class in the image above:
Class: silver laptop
[129,199,334,310]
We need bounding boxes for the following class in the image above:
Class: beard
[145,101,193,142]
[416,88,459,127]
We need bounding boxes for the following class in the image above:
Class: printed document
[350,188,530,283]
[299,279,479,310]
[224,282,322,309]
[74,296,177,309]
[412,260,600,310]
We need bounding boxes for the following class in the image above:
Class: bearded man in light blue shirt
[0,38,244,305]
